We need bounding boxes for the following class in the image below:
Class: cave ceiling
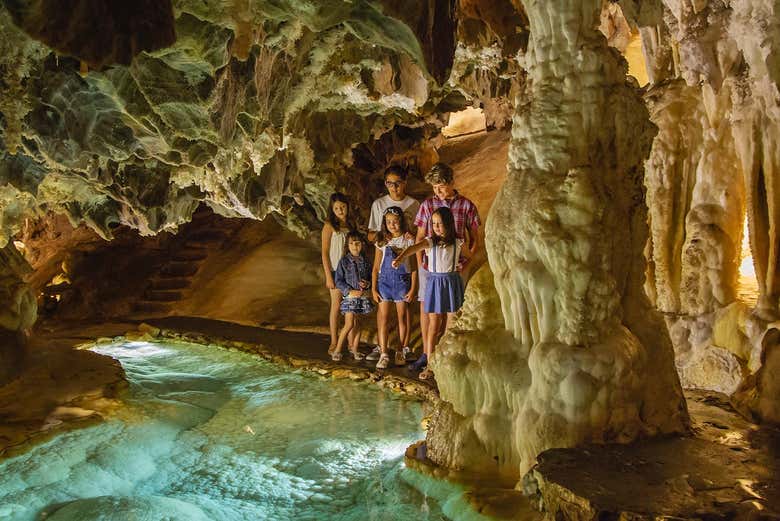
[0,0,526,247]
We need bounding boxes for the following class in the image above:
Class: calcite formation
[428,0,689,478]
[638,0,780,423]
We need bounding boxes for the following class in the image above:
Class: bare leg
[336,313,356,353]
[395,301,409,350]
[377,301,391,354]
[420,301,429,354]
[428,313,445,357]
[349,315,362,353]
[404,303,412,348]
[328,289,342,352]
[347,323,358,349]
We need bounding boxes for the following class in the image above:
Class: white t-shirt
[424,238,464,273]
[376,235,415,273]
[368,195,420,232]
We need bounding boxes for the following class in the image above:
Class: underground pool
[0,339,476,520]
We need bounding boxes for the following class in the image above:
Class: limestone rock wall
[426,0,689,478]
[0,1,463,247]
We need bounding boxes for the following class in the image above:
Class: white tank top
[329,229,348,269]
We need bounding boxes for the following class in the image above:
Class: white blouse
[329,229,348,269]
[424,238,463,273]
[377,235,415,273]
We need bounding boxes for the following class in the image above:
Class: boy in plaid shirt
[411,162,481,371]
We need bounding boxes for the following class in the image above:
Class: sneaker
[402,346,416,362]
[394,349,406,366]
[366,345,382,360]
[376,353,390,369]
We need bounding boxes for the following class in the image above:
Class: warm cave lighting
[738,216,759,305]
[624,31,649,87]
[442,107,487,138]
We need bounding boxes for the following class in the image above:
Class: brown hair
[326,192,356,231]
[424,162,453,185]
[376,206,408,246]
[384,164,408,180]
[431,207,456,246]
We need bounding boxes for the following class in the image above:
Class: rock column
[426,0,689,478]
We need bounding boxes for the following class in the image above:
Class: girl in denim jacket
[332,232,373,361]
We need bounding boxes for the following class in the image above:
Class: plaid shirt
[414,191,481,239]
[414,191,480,270]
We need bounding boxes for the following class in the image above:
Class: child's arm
[392,239,428,269]
[371,246,382,303]
[334,260,351,296]
[321,224,336,289]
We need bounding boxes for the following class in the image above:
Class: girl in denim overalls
[370,207,417,369]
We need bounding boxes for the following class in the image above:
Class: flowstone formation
[427,0,689,479]
[637,0,780,423]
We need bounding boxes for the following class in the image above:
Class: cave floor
[527,390,780,519]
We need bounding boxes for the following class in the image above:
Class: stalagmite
[426,0,689,478]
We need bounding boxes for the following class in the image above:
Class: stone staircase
[132,209,231,316]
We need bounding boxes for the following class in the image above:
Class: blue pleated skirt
[423,271,464,313]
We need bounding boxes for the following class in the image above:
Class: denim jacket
[335,254,372,297]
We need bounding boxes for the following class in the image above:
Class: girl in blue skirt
[392,207,466,379]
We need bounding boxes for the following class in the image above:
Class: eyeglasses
[385,180,405,188]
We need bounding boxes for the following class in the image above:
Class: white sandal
[376,353,390,369]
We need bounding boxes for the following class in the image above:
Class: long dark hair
[376,206,408,246]
[431,207,456,246]
[327,192,355,231]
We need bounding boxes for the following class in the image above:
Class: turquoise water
[0,340,476,521]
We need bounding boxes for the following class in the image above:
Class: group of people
[321,162,481,380]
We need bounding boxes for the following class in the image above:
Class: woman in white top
[393,207,467,380]
[321,193,356,355]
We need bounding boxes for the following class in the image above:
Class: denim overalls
[378,245,412,302]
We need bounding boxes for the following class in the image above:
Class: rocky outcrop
[525,391,780,520]
[0,243,36,384]
[3,0,176,69]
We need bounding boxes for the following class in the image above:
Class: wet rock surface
[0,323,128,459]
[526,390,780,520]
